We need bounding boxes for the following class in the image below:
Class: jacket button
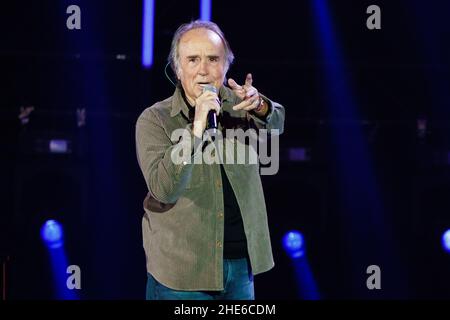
[217,212,224,218]
[216,241,222,248]
[216,180,222,188]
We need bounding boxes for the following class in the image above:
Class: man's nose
[198,59,208,75]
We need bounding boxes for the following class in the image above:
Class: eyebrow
[185,55,220,59]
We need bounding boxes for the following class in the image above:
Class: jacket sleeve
[135,108,203,204]
[246,93,285,135]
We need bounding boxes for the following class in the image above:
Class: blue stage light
[142,0,154,68]
[283,231,305,258]
[41,220,64,249]
[200,0,212,21]
[442,229,450,253]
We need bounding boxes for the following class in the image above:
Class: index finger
[245,73,253,87]
[228,78,242,90]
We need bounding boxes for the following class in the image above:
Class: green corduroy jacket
[136,84,285,290]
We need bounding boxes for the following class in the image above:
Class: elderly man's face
[177,28,226,105]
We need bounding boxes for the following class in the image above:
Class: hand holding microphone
[193,85,221,137]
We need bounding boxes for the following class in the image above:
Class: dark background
[1,0,450,299]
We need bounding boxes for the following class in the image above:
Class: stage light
[49,139,69,154]
[41,220,64,249]
[442,229,450,253]
[200,0,212,21]
[288,147,311,162]
[142,0,154,68]
[283,231,305,258]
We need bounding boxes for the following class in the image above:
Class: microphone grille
[202,84,217,94]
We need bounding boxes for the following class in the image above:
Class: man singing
[136,20,285,300]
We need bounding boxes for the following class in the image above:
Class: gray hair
[168,20,234,77]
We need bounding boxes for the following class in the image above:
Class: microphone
[202,85,219,133]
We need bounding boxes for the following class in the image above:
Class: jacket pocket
[143,191,176,213]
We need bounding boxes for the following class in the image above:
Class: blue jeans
[146,258,254,300]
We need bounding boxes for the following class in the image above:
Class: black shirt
[182,91,249,259]
[220,164,248,259]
